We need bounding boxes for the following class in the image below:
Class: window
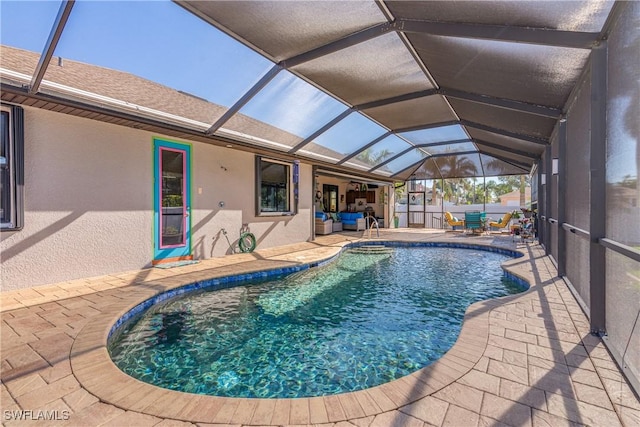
[256,156,296,216]
[0,105,24,231]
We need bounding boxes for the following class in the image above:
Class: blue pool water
[109,246,526,398]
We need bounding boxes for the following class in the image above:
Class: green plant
[512,209,521,219]
[162,195,183,207]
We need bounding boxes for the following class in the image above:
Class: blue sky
[1,0,272,107]
[1,0,363,138]
[1,2,632,183]
[0,0,516,172]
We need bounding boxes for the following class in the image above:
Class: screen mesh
[408,34,590,108]
[566,232,591,310]
[565,76,591,230]
[363,95,456,130]
[605,250,640,388]
[603,2,640,394]
[449,98,556,139]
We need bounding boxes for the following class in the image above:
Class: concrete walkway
[1,230,638,426]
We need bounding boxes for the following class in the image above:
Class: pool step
[349,245,393,254]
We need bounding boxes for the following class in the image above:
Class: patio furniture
[340,212,365,231]
[488,212,513,232]
[315,212,333,235]
[464,211,484,234]
[444,211,464,230]
[330,213,343,231]
[520,219,536,243]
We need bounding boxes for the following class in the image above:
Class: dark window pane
[0,111,11,224]
[161,149,185,246]
[260,159,290,213]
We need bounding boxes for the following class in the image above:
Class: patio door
[153,138,191,263]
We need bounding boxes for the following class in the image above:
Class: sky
[3,1,626,182]
[0,0,467,150]
[1,0,271,107]
[1,0,353,137]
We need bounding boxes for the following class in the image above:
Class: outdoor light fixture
[552,158,559,175]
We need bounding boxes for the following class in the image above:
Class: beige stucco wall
[191,145,312,259]
[0,107,312,291]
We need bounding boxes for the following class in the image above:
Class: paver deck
[2,229,639,426]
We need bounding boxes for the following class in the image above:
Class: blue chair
[464,211,484,234]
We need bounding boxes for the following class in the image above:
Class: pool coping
[69,239,535,424]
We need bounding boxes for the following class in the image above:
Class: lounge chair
[444,212,464,230]
[488,212,513,232]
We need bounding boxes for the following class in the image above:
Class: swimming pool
[108,245,527,398]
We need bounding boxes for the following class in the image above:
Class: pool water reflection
[109,246,526,398]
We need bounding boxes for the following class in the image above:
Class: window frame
[0,105,24,231]
[255,156,297,216]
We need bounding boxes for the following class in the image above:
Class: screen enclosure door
[153,138,191,263]
[408,192,425,228]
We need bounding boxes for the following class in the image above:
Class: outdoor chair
[444,212,464,230]
[314,212,333,235]
[488,212,513,232]
[464,211,484,234]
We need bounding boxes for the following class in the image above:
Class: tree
[355,148,393,167]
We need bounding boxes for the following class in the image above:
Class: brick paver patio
[2,230,639,426]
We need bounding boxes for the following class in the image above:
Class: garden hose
[238,232,257,253]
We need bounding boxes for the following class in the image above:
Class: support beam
[557,121,567,277]
[29,0,75,94]
[395,120,460,134]
[476,151,532,170]
[461,120,549,145]
[337,131,391,165]
[589,42,607,335]
[543,147,552,254]
[473,139,540,159]
[391,150,479,179]
[397,19,598,49]
[288,109,352,153]
[355,89,438,111]
[440,87,562,118]
[367,145,415,172]
[418,138,471,149]
[355,87,561,118]
[207,65,282,135]
[368,138,468,172]
[281,22,395,68]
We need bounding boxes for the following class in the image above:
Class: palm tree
[436,154,479,204]
[355,148,393,167]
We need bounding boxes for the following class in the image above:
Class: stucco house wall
[0,107,312,291]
